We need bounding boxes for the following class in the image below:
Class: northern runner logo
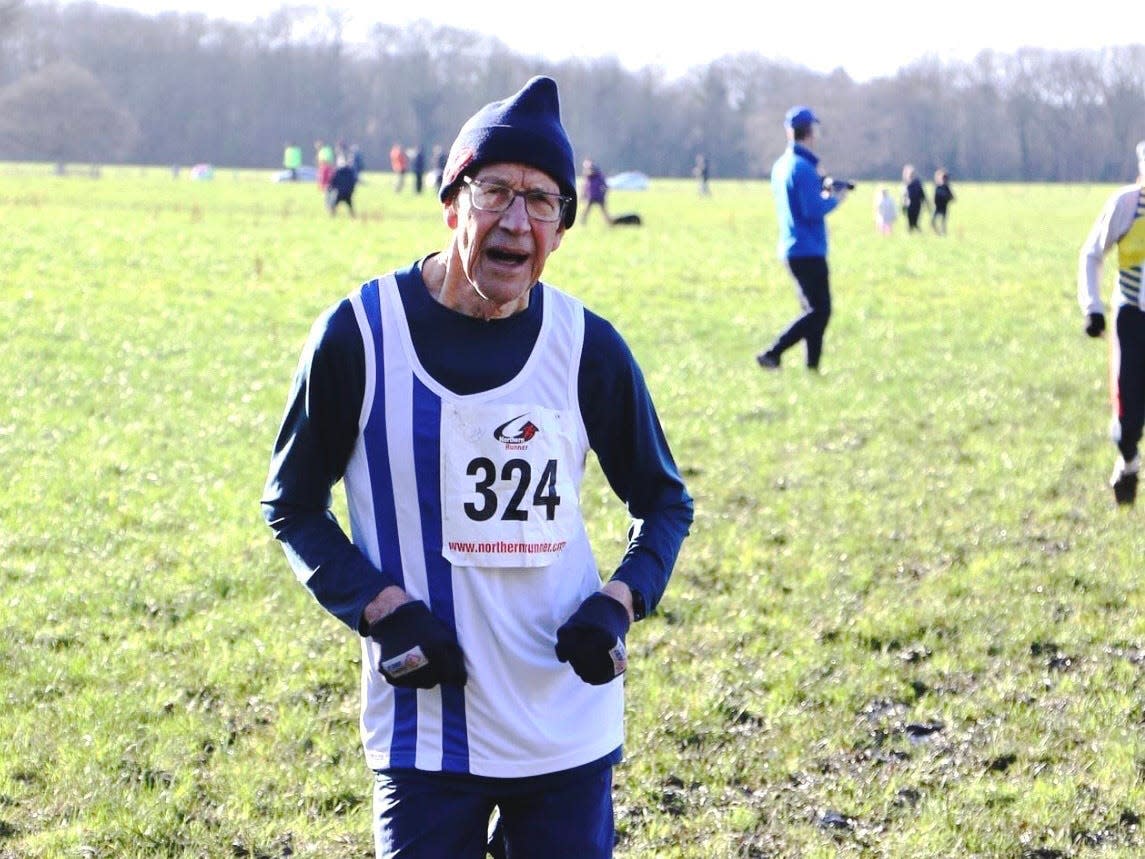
[493,413,540,449]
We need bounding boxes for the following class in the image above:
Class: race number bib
[440,402,579,568]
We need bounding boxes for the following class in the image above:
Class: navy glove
[367,600,467,689]
[555,593,631,685]
[1086,312,1106,338]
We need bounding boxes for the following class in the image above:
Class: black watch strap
[630,588,647,622]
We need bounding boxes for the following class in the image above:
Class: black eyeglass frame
[461,176,571,223]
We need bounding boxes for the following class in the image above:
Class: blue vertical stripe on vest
[411,377,470,770]
[360,278,418,767]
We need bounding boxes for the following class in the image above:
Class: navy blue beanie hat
[439,75,578,228]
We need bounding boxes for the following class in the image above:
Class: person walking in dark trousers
[326,158,358,217]
[757,106,849,372]
[902,164,929,232]
[931,168,954,235]
[1078,140,1145,505]
[412,146,426,194]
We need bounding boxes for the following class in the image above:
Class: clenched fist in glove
[555,593,631,685]
[367,600,467,689]
[1086,312,1106,338]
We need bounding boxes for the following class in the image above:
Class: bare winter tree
[2,1,1144,179]
[0,0,21,32]
[0,60,139,162]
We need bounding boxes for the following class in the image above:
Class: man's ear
[443,195,459,230]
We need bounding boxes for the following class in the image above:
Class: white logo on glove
[609,638,628,676]
[382,646,429,678]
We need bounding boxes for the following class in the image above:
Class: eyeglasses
[462,176,570,223]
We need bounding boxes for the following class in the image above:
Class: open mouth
[486,247,530,266]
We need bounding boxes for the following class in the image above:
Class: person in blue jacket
[757,105,850,372]
[261,75,693,858]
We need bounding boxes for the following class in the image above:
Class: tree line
[2,2,1145,183]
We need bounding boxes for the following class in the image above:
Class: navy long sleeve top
[262,259,694,631]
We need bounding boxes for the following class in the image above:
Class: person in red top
[316,140,335,192]
[390,143,410,192]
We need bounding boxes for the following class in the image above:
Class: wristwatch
[630,588,647,622]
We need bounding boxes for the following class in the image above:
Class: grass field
[2,163,1144,858]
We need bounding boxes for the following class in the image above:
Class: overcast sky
[87,1,1139,82]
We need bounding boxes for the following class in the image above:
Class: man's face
[445,162,566,314]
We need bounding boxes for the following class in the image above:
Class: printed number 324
[464,457,560,522]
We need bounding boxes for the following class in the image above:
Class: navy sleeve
[261,297,395,631]
[578,310,694,615]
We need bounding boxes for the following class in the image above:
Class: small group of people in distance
[389,142,447,195]
[755,104,959,379]
[282,139,364,217]
[874,166,955,236]
[752,103,1140,509]
[282,139,454,220]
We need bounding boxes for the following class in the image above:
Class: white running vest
[344,275,624,778]
[1117,188,1145,307]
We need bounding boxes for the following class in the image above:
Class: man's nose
[499,193,531,229]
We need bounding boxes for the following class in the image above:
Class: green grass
[2,163,1143,858]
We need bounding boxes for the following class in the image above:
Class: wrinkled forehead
[472,162,560,193]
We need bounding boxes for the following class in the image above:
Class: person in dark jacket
[326,158,358,217]
[902,164,929,232]
[412,145,426,194]
[580,159,612,225]
[931,168,955,235]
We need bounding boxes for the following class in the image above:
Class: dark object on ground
[612,213,642,226]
